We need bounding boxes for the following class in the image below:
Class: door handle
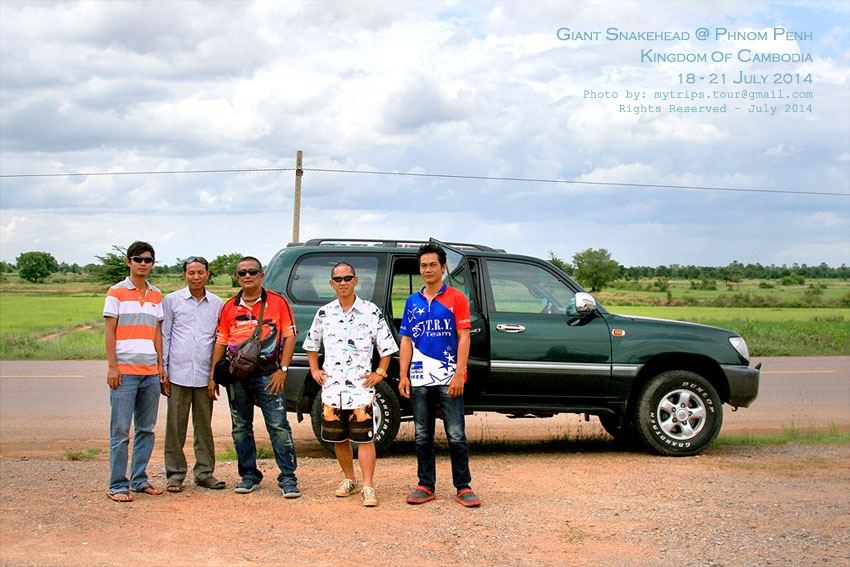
[496,323,526,333]
[470,328,482,335]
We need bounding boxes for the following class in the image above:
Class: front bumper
[721,362,761,408]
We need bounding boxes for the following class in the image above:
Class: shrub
[781,273,805,285]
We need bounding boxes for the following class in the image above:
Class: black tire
[598,414,638,445]
[635,370,723,456]
[310,380,402,457]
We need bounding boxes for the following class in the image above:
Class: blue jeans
[226,374,298,488]
[109,374,161,494]
[410,385,472,492]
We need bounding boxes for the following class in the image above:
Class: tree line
[550,250,849,292]
[3,249,245,285]
[3,248,849,288]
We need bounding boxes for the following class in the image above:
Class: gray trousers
[164,383,215,483]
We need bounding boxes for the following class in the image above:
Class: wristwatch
[280,365,288,372]
[374,367,387,377]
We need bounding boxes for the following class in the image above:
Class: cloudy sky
[1,0,848,268]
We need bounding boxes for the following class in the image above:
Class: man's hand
[311,368,327,386]
[448,372,464,398]
[208,378,219,401]
[160,373,171,397]
[361,372,383,388]
[399,375,411,398]
[107,366,121,390]
[266,368,286,394]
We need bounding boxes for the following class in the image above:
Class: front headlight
[729,336,750,361]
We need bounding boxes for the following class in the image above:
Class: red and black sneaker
[455,488,481,507]
[406,485,436,504]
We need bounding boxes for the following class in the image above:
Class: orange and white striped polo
[103,277,164,375]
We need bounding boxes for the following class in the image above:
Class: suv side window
[288,254,379,304]
[486,260,574,315]
[387,255,479,330]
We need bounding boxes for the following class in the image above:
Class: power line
[304,168,850,197]
[0,167,294,178]
[1,165,847,197]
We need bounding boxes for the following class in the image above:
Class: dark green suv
[265,238,760,456]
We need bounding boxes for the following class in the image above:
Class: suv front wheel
[310,380,402,456]
[635,370,723,456]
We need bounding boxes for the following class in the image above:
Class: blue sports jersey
[399,284,471,387]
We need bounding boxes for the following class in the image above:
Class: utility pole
[292,150,303,243]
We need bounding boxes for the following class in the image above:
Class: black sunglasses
[331,275,356,283]
[182,256,209,270]
[129,256,155,264]
[237,268,262,277]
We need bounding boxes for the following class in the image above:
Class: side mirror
[574,292,597,314]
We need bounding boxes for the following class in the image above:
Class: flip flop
[166,483,184,493]
[134,484,164,496]
[108,492,134,503]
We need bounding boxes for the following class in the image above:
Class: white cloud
[1,0,848,267]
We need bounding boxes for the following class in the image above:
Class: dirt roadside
[1,421,848,566]
[1,357,849,566]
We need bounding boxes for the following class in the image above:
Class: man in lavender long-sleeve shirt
[161,257,224,492]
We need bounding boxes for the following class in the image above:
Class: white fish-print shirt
[302,296,399,409]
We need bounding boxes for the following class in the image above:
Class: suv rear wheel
[635,370,723,456]
[310,380,402,457]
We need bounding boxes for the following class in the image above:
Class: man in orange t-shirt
[210,256,300,497]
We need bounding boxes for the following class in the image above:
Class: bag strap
[252,296,266,340]
[234,289,266,340]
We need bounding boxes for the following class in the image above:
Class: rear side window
[288,254,379,304]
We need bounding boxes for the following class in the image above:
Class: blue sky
[1,0,848,267]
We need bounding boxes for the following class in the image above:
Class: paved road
[0,357,847,458]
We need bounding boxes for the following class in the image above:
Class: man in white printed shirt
[303,262,398,507]
[161,256,225,492]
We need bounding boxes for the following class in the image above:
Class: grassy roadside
[208,424,849,461]
[715,424,850,446]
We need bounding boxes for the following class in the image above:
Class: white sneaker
[334,478,359,497]
[361,485,378,507]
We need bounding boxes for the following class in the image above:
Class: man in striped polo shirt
[103,241,167,502]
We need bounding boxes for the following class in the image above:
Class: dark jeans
[410,385,472,492]
[226,373,298,488]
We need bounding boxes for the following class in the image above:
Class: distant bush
[758,281,775,289]
[802,284,825,304]
[690,278,717,290]
[781,273,805,286]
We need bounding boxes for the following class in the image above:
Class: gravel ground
[1,442,848,566]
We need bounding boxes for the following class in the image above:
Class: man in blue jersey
[398,242,481,507]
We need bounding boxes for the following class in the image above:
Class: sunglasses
[129,256,155,264]
[331,275,356,283]
[237,269,262,277]
[183,256,208,270]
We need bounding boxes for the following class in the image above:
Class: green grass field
[601,278,850,307]
[606,306,849,357]
[606,305,848,322]
[0,294,104,334]
[1,279,848,359]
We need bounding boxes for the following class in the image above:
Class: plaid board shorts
[321,402,375,443]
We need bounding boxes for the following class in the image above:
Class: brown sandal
[108,492,134,503]
[166,483,184,493]
[134,484,164,496]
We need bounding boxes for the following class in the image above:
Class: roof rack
[295,238,504,252]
